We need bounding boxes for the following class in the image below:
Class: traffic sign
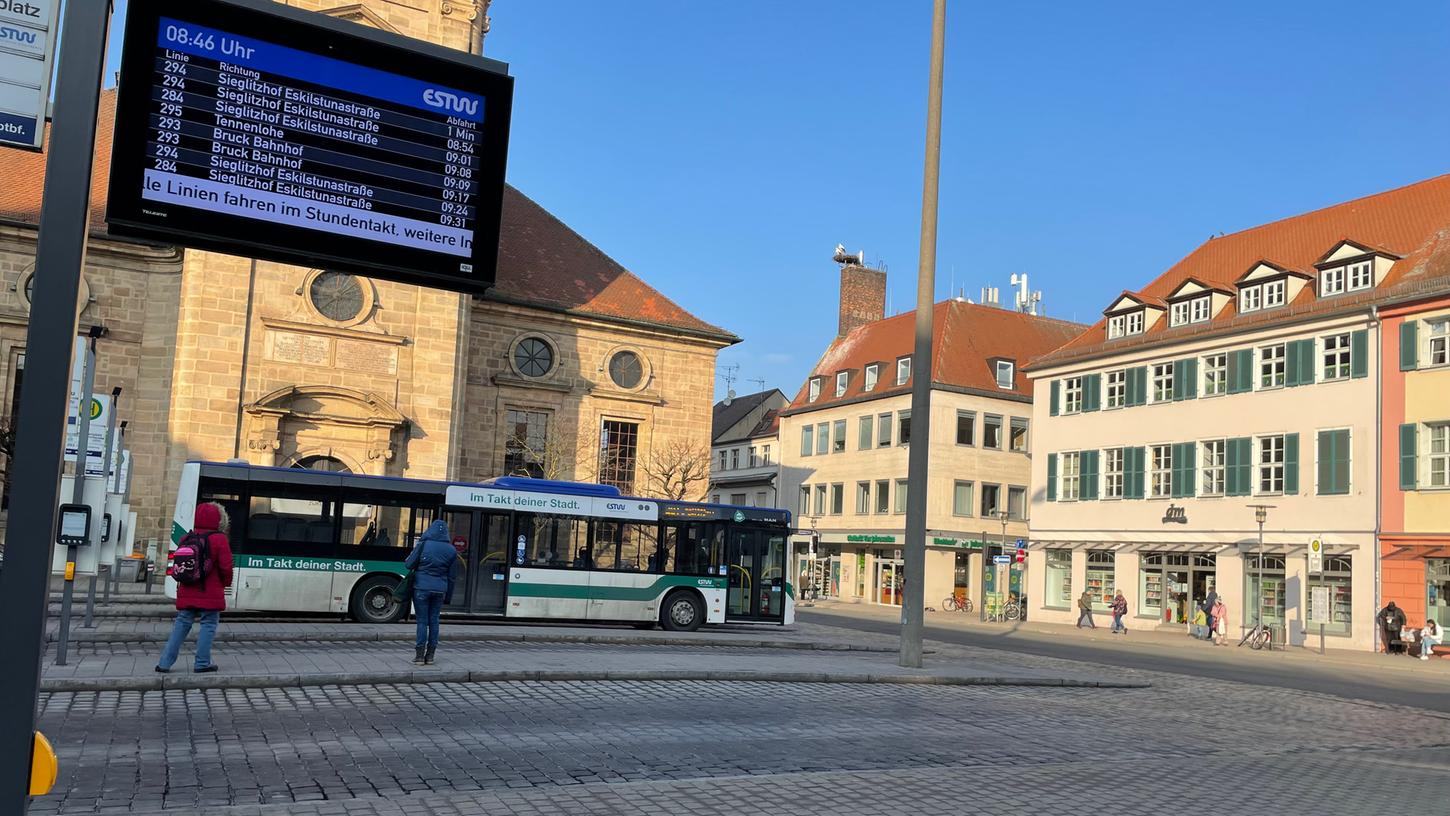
[1015,548,1026,564]
[992,555,1011,565]
[1308,537,1323,575]
[1015,538,1026,549]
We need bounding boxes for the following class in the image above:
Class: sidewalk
[39,635,1144,692]
[803,599,1449,677]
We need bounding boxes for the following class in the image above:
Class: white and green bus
[168,461,795,631]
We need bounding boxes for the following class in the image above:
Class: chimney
[838,263,886,337]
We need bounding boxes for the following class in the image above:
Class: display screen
[59,509,87,541]
[107,0,512,292]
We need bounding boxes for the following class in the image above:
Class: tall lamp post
[900,0,948,669]
[998,508,1010,604]
[1248,504,1275,628]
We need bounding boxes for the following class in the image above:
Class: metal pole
[0,1,111,807]
[56,338,97,658]
[106,421,127,601]
[1257,519,1263,627]
[900,0,947,670]
[979,531,986,622]
[84,387,120,627]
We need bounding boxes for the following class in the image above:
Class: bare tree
[638,438,711,501]
[503,424,579,481]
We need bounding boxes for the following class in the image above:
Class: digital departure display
[107,0,512,292]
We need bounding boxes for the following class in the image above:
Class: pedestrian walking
[1211,597,1229,646]
[1202,587,1219,633]
[155,502,233,674]
[1110,589,1129,634]
[1076,590,1096,629]
[407,519,461,665]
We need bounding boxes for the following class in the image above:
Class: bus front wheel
[351,575,406,624]
[660,591,704,632]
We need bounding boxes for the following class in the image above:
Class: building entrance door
[875,558,904,606]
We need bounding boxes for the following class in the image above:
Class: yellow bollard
[30,732,57,796]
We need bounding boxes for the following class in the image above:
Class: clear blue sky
[105,1,1450,400]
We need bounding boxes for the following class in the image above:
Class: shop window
[1244,554,1287,627]
[1045,550,1072,608]
[1307,555,1352,636]
[1428,560,1450,630]
[953,552,972,601]
[1086,551,1115,610]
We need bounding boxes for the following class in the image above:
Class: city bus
[168,461,794,631]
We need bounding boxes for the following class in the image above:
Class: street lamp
[1248,504,1275,628]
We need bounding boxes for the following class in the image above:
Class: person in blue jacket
[405,519,461,665]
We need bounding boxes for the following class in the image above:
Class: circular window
[513,336,555,378]
[608,350,644,390]
[308,271,365,322]
[292,455,351,473]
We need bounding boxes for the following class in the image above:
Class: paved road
[34,665,1450,814]
[800,606,1450,711]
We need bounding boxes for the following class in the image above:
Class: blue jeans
[1112,612,1127,633]
[158,609,220,670]
[414,590,444,650]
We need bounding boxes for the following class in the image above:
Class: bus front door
[472,513,510,615]
[726,528,786,622]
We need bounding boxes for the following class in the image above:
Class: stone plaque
[335,338,398,375]
[270,331,331,366]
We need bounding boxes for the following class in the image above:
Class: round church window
[308,271,365,322]
[608,350,644,390]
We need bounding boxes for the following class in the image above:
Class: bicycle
[1237,621,1272,650]
[941,595,974,613]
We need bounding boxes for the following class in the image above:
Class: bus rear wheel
[660,591,704,632]
[351,575,406,624]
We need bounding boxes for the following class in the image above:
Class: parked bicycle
[1238,621,1272,650]
[984,599,1020,622]
[941,595,974,613]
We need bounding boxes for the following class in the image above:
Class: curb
[39,669,1150,693]
[47,630,899,653]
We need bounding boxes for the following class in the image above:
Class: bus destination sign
[106,0,513,293]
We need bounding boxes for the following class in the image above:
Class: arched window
[292,455,350,473]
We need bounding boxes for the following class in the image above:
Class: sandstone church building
[0,0,735,548]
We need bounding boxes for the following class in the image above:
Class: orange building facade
[1379,293,1450,630]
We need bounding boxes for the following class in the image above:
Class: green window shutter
[1400,424,1418,490]
[1183,358,1198,399]
[1081,450,1099,501]
[1183,442,1196,496]
[1227,437,1251,497]
[1172,360,1188,401]
[1285,342,1301,387]
[1351,329,1368,379]
[1169,445,1182,498]
[1129,446,1146,499]
[1046,453,1058,501]
[1125,368,1139,406]
[1050,380,1060,416]
[1131,367,1148,406]
[1301,340,1316,386]
[1084,374,1101,412]
[1283,433,1299,495]
[1400,322,1419,371]
[1229,349,1253,394]
[1317,431,1333,495]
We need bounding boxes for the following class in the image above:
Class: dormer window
[1263,279,1285,308]
[1240,278,1287,313]
[864,363,879,391]
[1321,260,1374,297]
[807,377,821,402]
[995,360,1015,389]
[1170,295,1211,327]
[835,371,848,398]
[896,357,911,386]
[1108,311,1145,339]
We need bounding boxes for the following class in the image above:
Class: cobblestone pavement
[34,669,1450,814]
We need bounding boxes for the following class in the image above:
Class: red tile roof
[0,92,734,342]
[783,300,1087,414]
[1036,173,1450,367]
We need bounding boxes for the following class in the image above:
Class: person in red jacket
[155,502,234,673]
